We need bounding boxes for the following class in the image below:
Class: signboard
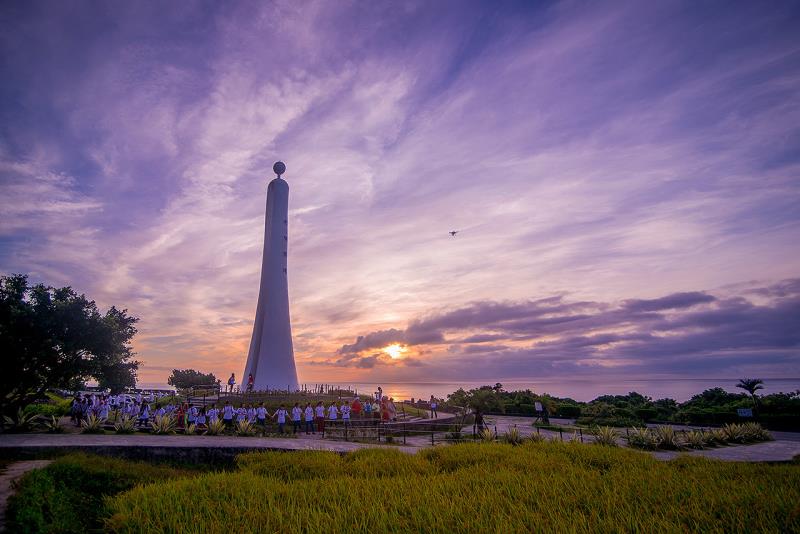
[534,402,543,412]
[737,408,753,418]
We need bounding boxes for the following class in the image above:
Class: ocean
[136,377,800,403]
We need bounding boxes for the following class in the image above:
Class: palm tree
[736,378,764,409]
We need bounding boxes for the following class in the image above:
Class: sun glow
[383,343,407,359]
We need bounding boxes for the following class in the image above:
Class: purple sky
[1,1,799,390]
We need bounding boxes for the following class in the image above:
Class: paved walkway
[0,433,417,454]
[0,460,52,531]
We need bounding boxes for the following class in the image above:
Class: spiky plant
[479,428,495,443]
[703,428,727,446]
[204,419,226,436]
[502,427,523,446]
[150,415,177,435]
[114,416,137,434]
[185,423,197,435]
[525,432,545,444]
[3,408,41,432]
[235,420,256,436]
[592,426,619,447]
[81,414,105,434]
[654,426,682,450]
[683,430,706,449]
[626,427,657,450]
[721,423,745,444]
[44,415,65,433]
[741,422,772,442]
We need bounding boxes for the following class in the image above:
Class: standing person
[188,405,198,427]
[246,373,255,392]
[222,401,234,429]
[236,405,247,424]
[340,401,351,426]
[351,397,362,419]
[207,404,218,424]
[364,398,372,419]
[274,404,288,434]
[246,404,256,423]
[196,406,207,429]
[256,402,268,429]
[70,395,81,426]
[327,401,339,422]
[315,401,326,433]
[387,398,397,422]
[291,403,302,434]
[304,403,315,434]
[227,373,236,393]
[430,395,438,419]
[381,397,390,422]
[139,403,150,426]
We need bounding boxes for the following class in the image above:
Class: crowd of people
[69,391,408,435]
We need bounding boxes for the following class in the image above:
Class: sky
[1,0,799,396]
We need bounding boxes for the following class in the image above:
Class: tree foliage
[167,369,217,390]
[0,274,139,415]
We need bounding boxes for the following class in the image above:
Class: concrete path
[652,440,800,462]
[0,432,417,455]
[0,460,52,531]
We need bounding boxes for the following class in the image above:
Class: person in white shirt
[327,402,338,421]
[188,406,198,425]
[304,403,315,434]
[196,406,207,428]
[139,403,150,425]
[207,405,218,423]
[256,403,268,428]
[236,406,247,423]
[98,402,109,421]
[314,401,326,433]
[222,401,235,428]
[274,404,288,434]
[291,403,302,434]
[340,402,351,425]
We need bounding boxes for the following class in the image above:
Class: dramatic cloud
[333,280,800,380]
[1,1,799,387]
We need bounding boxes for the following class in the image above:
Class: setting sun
[383,344,407,359]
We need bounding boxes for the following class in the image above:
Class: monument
[242,161,299,391]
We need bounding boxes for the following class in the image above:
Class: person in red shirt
[351,397,362,418]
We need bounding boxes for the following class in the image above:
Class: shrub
[626,427,657,450]
[44,415,65,433]
[528,432,546,443]
[185,423,197,435]
[479,428,495,442]
[684,430,706,449]
[741,422,772,442]
[703,428,727,446]
[3,408,41,432]
[150,415,176,435]
[114,416,137,435]
[592,426,619,447]
[235,420,256,436]
[502,427,523,445]
[81,414,105,434]
[721,423,746,444]
[653,426,682,450]
[205,419,225,436]
[556,403,582,418]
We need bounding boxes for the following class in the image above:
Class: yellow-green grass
[106,442,800,533]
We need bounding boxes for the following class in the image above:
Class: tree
[737,378,764,407]
[0,274,139,415]
[167,369,218,390]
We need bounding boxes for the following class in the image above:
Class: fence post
[403,423,407,445]
[432,425,435,446]
[345,422,348,441]
[579,428,583,443]
[494,425,498,440]
[536,426,540,435]
[559,429,563,441]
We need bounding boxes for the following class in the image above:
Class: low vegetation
[625,423,773,451]
[101,442,800,533]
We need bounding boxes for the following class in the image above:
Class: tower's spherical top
[273,161,286,177]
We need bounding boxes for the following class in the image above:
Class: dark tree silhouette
[736,378,764,408]
[0,274,139,415]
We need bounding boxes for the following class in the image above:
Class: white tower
[242,161,299,391]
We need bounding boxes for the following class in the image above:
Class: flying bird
[449,231,459,237]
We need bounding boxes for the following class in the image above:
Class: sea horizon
[135,377,800,403]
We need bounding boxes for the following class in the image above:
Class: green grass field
[8,444,799,533]
[101,443,799,533]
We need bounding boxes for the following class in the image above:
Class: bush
[556,404,582,418]
[592,426,619,447]
[44,415,65,434]
[684,430,706,449]
[81,414,105,434]
[150,415,176,435]
[235,420,256,437]
[6,453,191,533]
[114,416,137,434]
[626,427,657,450]
[653,426,682,450]
[204,419,226,436]
[479,428,495,442]
[502,427,523,446]
[3,408,41,432]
